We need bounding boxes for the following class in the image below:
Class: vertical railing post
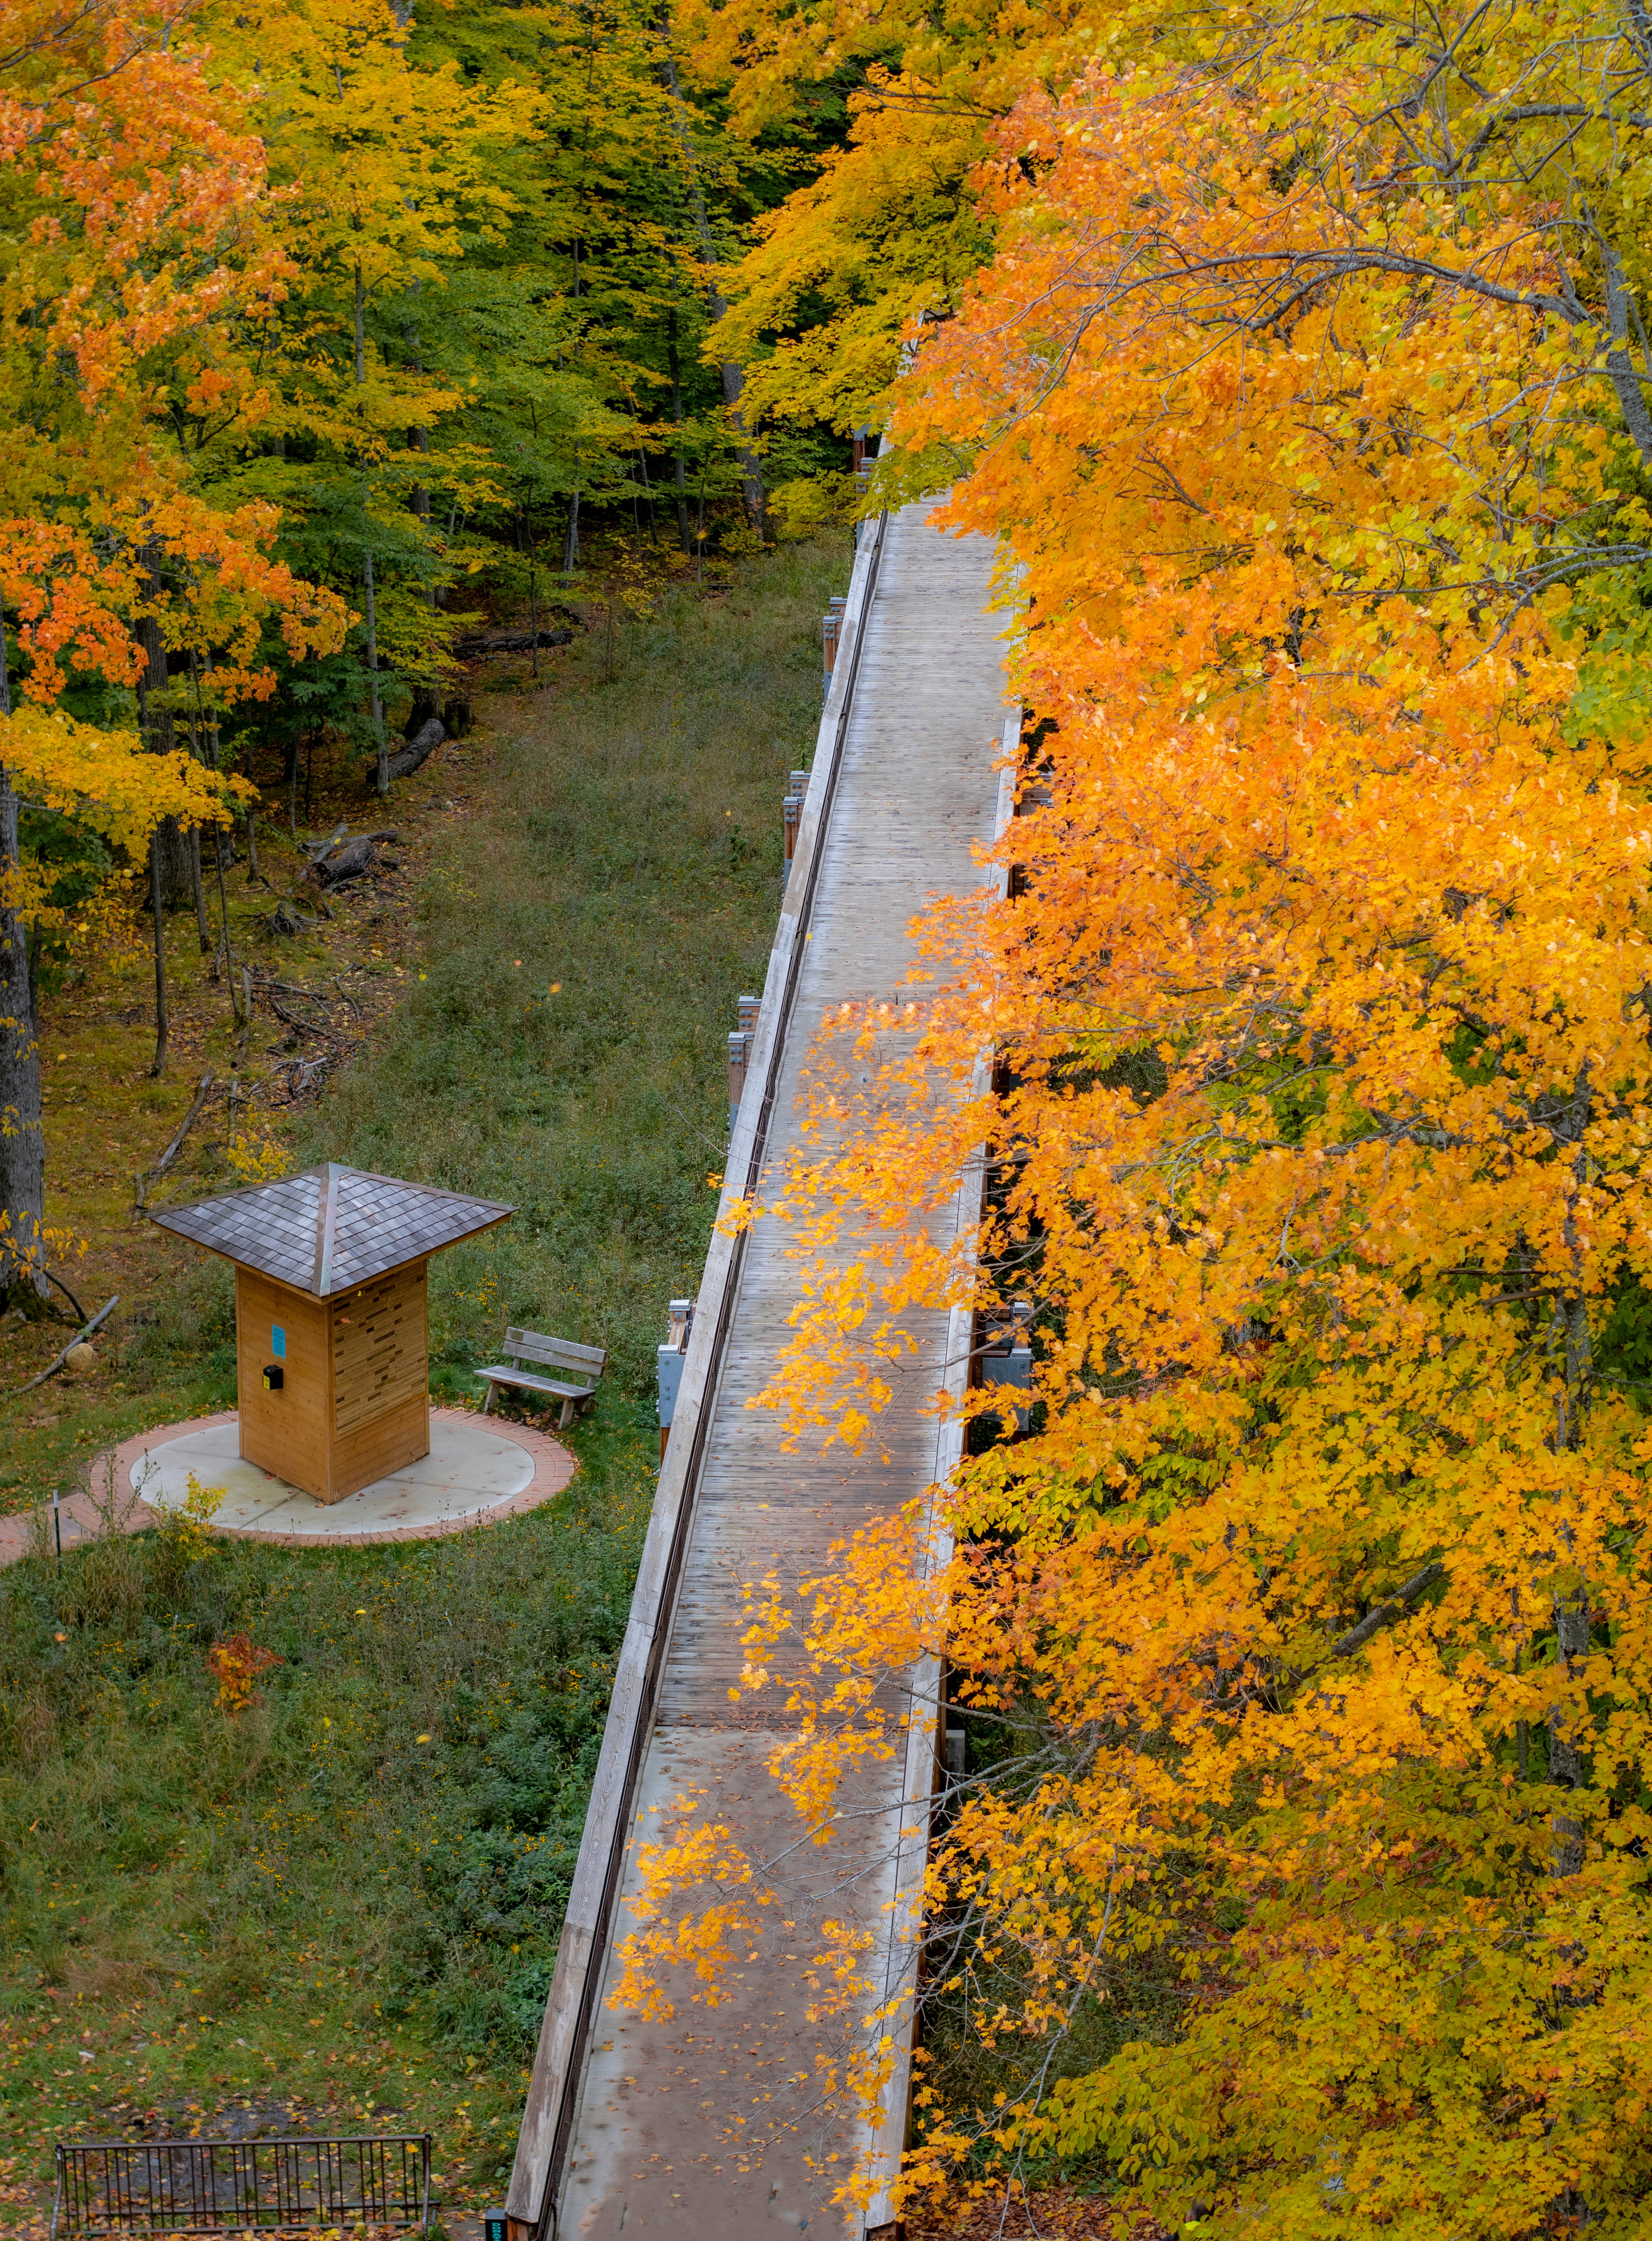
[781,775,805,884]
[822,595,846,692]
[727,994,758,1133]
[726,1029,748,1132]
[657,1296,694,1462]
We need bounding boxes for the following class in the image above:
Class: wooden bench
[476,1328,607,1429]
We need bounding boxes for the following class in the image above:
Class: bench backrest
[503,1327,607,1385]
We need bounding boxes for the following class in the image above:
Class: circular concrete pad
[101,1406,575,1547]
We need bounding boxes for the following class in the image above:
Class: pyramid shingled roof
[150,1164,512,1298]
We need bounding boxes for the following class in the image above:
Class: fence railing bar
[51,2136,435,2239]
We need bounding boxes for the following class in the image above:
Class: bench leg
[558,1396,575,1431]
[481,1381,495,1417]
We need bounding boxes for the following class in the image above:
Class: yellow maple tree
[620,35,1652,2235]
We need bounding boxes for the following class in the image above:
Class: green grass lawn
[0,1412,648,2218]
[0,534,846,2230]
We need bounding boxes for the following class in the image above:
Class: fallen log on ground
[133,1073,215,1210]
[450,626,574,658]
[303,831,401,886]
[15,1296,119,1397]
[383,716,445,782]
[262,898,322,936]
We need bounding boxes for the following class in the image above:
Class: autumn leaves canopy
[633,0,1652,2230]
[0,0,774,1283]
[11,0,1652,2217]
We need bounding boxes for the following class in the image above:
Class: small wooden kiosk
[154,1164,512,1502]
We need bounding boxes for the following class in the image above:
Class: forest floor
[0,538,840,1516]
[0,535,845,2233]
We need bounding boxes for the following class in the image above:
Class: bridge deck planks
[539,505,1004,2238]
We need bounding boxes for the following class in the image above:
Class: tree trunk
[0,604,46,1300]
[405,309,440,612]
[527,515,540,677]
[137,562,192,910]
[189,825,211,952]
[364,551,388,796]
[709,298,767,534]
[404,685,440,739]
[354,261,389,794]
[660,46,767,536]
[1549,1289,1595,1879]
[147,827,168,1077]
[1549,1580,1591,1878]
[192,654,237,1006]
[667,305,692,555]
[134,607,174,1076]
[148,816,189,911]
[518,512,542,679]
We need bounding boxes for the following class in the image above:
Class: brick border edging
[85,1405,578,1550]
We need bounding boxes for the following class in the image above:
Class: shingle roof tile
[151,1164,512,1296]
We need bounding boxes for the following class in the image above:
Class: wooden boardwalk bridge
[506,503,1010,2239]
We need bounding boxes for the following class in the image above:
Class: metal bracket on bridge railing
[52,2134,433,2239]
[977,1294,1035,1434]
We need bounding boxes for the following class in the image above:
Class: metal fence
[52,2135,433,2238]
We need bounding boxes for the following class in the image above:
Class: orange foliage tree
[622,52,1652,2239]
[0,1,347,1285]
[205,1631,282,1714]
[691,0,1652,479]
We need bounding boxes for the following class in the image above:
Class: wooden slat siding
[334,1267,428,1435]
[484,1368,590,1400]
[236,1269,332,1497]
[328,1391,429,1497]
[506,504,1006,2241]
